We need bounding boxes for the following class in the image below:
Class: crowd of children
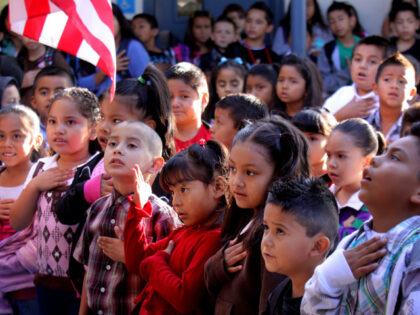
[0,1,420,315]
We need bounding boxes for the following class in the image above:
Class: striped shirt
[74,191,179,315]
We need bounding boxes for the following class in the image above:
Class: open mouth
[362,168,372,181]
[53,138,66,144]
[109,158,124,166]
[1,152,15,157]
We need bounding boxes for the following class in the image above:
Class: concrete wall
[285,0,395,36]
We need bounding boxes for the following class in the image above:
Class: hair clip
[138,76,146,84]
[217,57,244,67]
[137,76,151,86]
[199,138,206,147]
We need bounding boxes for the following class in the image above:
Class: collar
[360,216,420,254]
[330,184,363,210]
[110,189,133,207]
[351,83,378,101]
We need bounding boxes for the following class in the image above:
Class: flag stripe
[9,0,116,98]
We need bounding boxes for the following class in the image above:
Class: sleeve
[139,230,221,313]
[127,40,150,78]
[55,170,93,225]
[77,72,97,92]
[300,248,357,314]
[322,89,341,114]
[73,205,95,265]
[203,244,232,297]
[151,202,180,242]
[83,174,102,204]
[123,197,169,273]
[317,47,350,95]
[399,241,420,314]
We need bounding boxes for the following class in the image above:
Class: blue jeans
[9,298,40,315]
[35,285,80,315]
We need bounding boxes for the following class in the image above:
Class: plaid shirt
[302,216,420,315]
[74,191,179,315]
[365,107,407,144]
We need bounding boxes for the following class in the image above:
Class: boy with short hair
[261,177,338,315]
[74,121,180,315]
[367,52,417,143]
[225,1,280,67]
[130,13,172,72]
[222,3,246,40]
[323,36,394,121]
[301,123,420,314]
[390,2,420,64]
[318,1,359,95]
[198,16,237,73]
[30,65,74,148]
[211,93,268,150]
[401,102,420,137]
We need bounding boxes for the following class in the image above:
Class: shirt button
[100,287,105,293]
[98,311,103,315]
[106,265,111,270]
[110,219,116,224]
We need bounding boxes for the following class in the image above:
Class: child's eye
[0,134,4,140]
[113,118,121,124]
[181,187,188,193]
[229,166,236,173]
[108,141,117,147]
[13,134,22,140]
[369,60,378,65]
[309,136,317,142]
[276,228,284,235]
[66,120,75,126]
[262,224,269,231]
[390,154,400,161]
[128,143,138,149]
[246,170,255,176]
[338,154,345,159]
[181,95,190,99]
[48,119,56,125]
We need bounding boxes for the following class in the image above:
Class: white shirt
[323,83,379,115]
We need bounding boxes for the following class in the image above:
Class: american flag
[8,0,116,97]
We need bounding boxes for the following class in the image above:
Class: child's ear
[30,95,37,110]
[410,182,420,205]
[152,28,159,37]
[212,175,227,199]
[266,23,274,34]
[409,86,417,99]
[145,119,157,130]
[33,133,44,151]
[201,91,209,110]
[89,123,97,141]
[364,155,372,168]
[148,157,164,175]
[310,234,331,257]
[349,15,356,29]
[372,82,379,96]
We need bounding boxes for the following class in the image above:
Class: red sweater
[124,200,221,314]
[174,123,212,153]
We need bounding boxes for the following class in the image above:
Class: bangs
[160,154,209,192]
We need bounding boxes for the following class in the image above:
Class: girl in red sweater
[124,140,228,314]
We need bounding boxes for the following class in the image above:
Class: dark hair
[292,108,337,136]
[0,76,19,108]
[104,64,175,160]
[279,0,328,37]
[166,62,209,96]
[49,87,101,154]
[401,102,420,137]
[112,3,135,39]
[248,1,274,25]
[160,140,228,222]
[332,118,385,156]
[222,3,245,18]
[327,2,365,36]
[267,177,339,253]
[222,116,310,244]
[389,2,419,21]
[0,104,41,161]
[214,15,237,32]
[132,13,158,29]
[408,122,420,161]
[375,52,415,82]
[247,63,282,113]
[204,58,247,121]
[32,65,74,93]
[278,54,323,110]
[215,93,268,129]
[352,35,395,60]
[184,10,214,58]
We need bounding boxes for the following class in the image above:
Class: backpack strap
[324,40,336,69]
[32,161,45,179]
